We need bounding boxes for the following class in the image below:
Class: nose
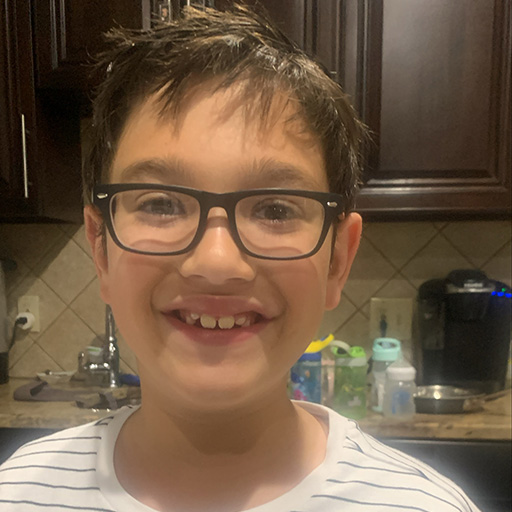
[178,208,256,285]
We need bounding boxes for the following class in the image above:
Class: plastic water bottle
[370,337,401,413]
[331,341,368,419]
[290,351,322,403]
[382,359,417,419]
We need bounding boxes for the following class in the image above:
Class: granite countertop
[358,391,511,440]
[1,378,510,440]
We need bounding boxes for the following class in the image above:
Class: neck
[114,380,328,511]
[133,380,301,463]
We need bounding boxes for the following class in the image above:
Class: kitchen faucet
[77,305,121,388]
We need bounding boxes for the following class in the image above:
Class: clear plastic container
[331,342,368,420]
[370,338,402,412]
[382,360,417,419]
[290,352,322,403]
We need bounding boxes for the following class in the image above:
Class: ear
[325,212,362,310]
[84,205,110,304]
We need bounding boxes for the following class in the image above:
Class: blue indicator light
[491,291,512,298]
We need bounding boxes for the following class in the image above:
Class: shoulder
[0,408,133,511]
[317,406,481,511]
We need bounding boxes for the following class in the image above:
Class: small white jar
[382,361,417,419]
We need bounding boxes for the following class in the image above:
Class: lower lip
[163,314,268,346]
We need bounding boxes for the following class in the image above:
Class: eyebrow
[118,158,188,183]
[245,158,326,190]
[116,157,325,190]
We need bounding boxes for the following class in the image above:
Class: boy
[0,5,480,511]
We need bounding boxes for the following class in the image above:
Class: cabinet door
[34,0,152,89]
[0,0,38,217]
[215,0,312,52]
[317,0,511,219]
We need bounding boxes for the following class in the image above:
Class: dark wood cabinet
[0,0,151,221]
[2,0,510,221]
[33,0,151,90]
[315,0,511,219]
[1,0,39,218]
[222,0,511,219]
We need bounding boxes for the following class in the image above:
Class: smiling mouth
[172,310,262,330]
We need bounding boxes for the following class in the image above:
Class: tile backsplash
[1,220,510,378]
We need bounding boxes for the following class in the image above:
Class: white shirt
[0,402,481,511]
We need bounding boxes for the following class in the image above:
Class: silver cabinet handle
[20,114,29,198]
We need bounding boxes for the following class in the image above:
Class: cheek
[102,250,163,340]
[273,256,330,339]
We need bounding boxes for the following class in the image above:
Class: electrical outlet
[369,298,413,342]
[18,295,40,332]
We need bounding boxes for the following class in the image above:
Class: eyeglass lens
[110,189,326,258]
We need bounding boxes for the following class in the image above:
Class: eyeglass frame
[92,183,345,261]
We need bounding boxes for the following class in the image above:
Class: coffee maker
[417,269,511,393]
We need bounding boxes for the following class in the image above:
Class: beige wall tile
[37,309,97,371]
[342,238,395,307]
[8,331,35,368]
[364,222,438,269]
[70,278,106,335]
[9,343,63,378]
[481,241,512,286]
[442,221,511,267]
[7,275,67,340]
[332,311,371,351]
[318,294,357,339]
[0,224,65,270]
[374,274,418,298]
[36,239,96,304]
[3,219,511,377]
[72,225,93,257]
[3,258,30,295]
[401,234,472,289]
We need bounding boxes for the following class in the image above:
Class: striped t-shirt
[0,402,480,511]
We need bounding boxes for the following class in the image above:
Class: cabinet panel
[378,1,493,174]
[0,0,38,217]
[34,0,152,89]
[317,0,511,219]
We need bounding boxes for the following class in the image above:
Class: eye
[136,193,185,217]
[251,198,302,223]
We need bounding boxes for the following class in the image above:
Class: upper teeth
[182,312,251,329]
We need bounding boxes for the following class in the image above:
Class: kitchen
[1,1,511,511]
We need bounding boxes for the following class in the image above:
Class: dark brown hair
[83,3,367,213]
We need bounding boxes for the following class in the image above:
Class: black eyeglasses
[92,184,344,260]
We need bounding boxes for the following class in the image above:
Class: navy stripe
[0,500,114,512]
[337,459,419,476]
[363,434,474,510]
[25,436,101,448]
[311,493,440,511]
[0,464,95,473]
[0,481,100,491]
[358,434,428,476]
[9,450,97,461]
[348,431,425,477]
[94,416,114,426]
[327,478,462,511]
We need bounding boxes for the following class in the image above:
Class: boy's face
[85,87,361,413]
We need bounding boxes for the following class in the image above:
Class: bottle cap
[332,342,367,367]
[372,337,402,361]
[298,351,321,362]
[386,361,416,381]
[305,333,334,353]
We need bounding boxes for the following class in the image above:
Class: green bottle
[332,341,368,420]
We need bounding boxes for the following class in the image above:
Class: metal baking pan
[414,385,490,414]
